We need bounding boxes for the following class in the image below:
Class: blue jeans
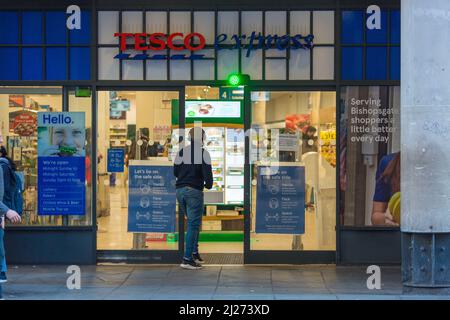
[0,227,6,273]
[176,186,203,261]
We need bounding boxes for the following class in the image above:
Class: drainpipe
[401,0,450,291]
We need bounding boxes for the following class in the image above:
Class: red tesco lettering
[114,33,206,51]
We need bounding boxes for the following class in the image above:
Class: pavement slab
[0,264,449,300]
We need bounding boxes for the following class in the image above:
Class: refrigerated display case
[170,99,245,239]
[202,127,245,205]
[225,128,244,204]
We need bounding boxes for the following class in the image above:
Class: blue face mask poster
[37,112,86,215]
[255,165,305,234]
[107,148,125,173]
[128,165,177,233]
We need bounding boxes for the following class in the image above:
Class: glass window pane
[46,48,66,80]
[98,48,120,80]
[96,90,180,250]
[68,89,93,226]
[0,48,19,80]
[265,11,286,35]
[98,11,119,44]
[217,50,239,80]
[341,47,363,80]
[146,11,167,34]
[1,87,64,226]
[313,47,334,80]
[339,86,400,227]
[366,10,387,44]
[22,48,43,80]
[146,55,167,80]
[390,10,400,44]
[242,50,262,80]
[290,11,310,35]
[265,59,286,80]
[218,12,239,44]
[194,60,214,80]
[22,12,43,44]
[45,12,67,45]
[366,47,387,80]
[122,11,142,33]
[341,11,363,44]
[0,12,18,44]
[122,55,144,80]
[242,11,262,44]
[170,12,190,35]
[70,47,90,80]
[390,47,400,80]
[266,49,286,58]
[194,12,215,44]
[170,51,191,80]
[250,91,336,250]
[313,11,334,44]
[69,11,91,45]
[289,49,310,80]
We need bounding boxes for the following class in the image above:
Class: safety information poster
[37,112,86,215]
[128,165,176,233]
[255,166,305,234]
[107,148,125,173]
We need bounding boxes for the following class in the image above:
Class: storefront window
[96,90,180,250]
[0,86,92,226]
[250,91,337,250]
[67,89,93,226]
[339,86,400,227]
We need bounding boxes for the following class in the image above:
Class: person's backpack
[0,159,24,215]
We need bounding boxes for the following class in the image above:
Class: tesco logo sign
[114,32,206,51]
[113,31,314,61]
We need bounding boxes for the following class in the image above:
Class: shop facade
[0,0,401,265]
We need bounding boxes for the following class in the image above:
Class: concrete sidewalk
[0,264,449,300]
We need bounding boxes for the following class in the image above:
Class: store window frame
[1,85,96,231]
[243,85,337,264]
[94,85,186,264]
[335,2,401,263]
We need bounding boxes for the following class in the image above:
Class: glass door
[183,86,245,262]
[245,90,337,264]
[96,88,184,263]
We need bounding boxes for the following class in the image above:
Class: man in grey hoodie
[0,146,22,283]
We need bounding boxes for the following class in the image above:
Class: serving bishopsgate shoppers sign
[113,32,314,60]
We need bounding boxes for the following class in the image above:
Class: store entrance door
[96,87,186,263]
[183,86,245,264]
[244,89,337,264]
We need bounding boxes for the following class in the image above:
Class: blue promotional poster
[128,165,177,233]
[255,166,305,234]
[37,112,86,215]
[107,148,125,173]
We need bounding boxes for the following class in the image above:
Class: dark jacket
[174,143,213,191]
[0,158,16,216]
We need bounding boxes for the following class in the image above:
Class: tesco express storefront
[0,0,401,265]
